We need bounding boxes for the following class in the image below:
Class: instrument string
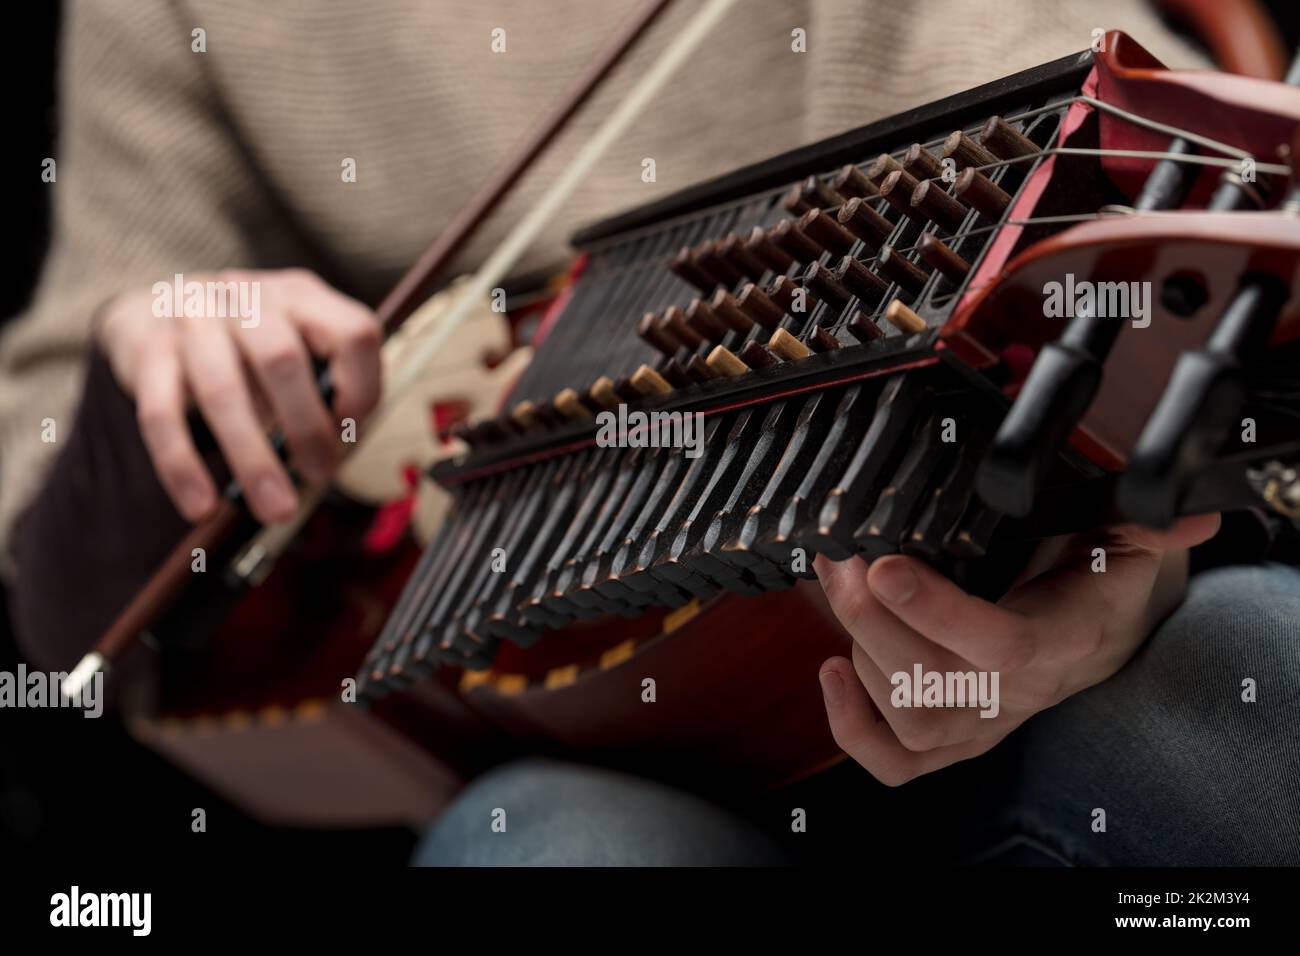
[931,147,1290,181]
[226,0,742,579]
[327,72,1300,475]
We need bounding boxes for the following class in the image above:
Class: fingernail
[869,560,917,604]
[819,668,844,707]
[254,476,297,520]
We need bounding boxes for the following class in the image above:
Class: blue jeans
[412,564,1300,866]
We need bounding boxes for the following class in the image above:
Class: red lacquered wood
[460,580,852,789]
[943,213,1300,468]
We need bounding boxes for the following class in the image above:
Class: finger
[231,310,338,483]
[1112,513,1221,554]
[178,318,298,524]
[850,639,1004,751]
[865,554,1036,672]
[819,654,1003,786]
[813,553,878,635]
[820,653,888,756]
[280,272,381,423]
[814,559,1004,748]
[134,341,215,521]
[816,551,976,668]
[1002,514,1222,666]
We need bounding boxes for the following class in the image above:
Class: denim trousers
[412,564,1300,866]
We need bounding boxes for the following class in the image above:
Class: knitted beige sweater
[0,0,1203,577]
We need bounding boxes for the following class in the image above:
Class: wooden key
[661,305,705,348]
[803,261,853,308]
[866,153,910,188]
[589,375,621,409]
[836,255,890,306]
[638,310,681,355]
[979,116,1036,159]
[718,232,769,280]
[837,197,893,248]
[510,400,539,431]
[694,240,745,287]
[706,345,749,377]
[799,174,844,208]
[846,308,885,342]
[781,183,813,215]
[941,129,999,169]
[885,299,927,334]
[917,234,971,281]
[630,364,672,396]
[878,246,930,294]
[709,289,756,333]
[910,179,969,232]
[736,282,786,330]
[740,340,780,368]
[470,418,510,443]
[902,143,944,181]
[768,327,812,361]
[954,166,1012,218]
[833,163,878,199]
[768,219,823,263]
[798,207,856,255]
[877,169,919,220]
[659,359,692,388]
[768,274,819,316]
[670,246,715,291]
[686,354,717,382]
[685,299,729,341]
[745,226,796,272]
[613,377,642,403]
[808,325,841,351]
[531,399,564,427]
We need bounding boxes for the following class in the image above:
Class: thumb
[1112,513,1221,554]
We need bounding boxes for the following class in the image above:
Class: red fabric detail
[362,463,420,554]
[431,399,470,446]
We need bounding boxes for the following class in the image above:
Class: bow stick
[68,0,743,697]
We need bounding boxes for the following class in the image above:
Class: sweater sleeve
[0,0,301,662]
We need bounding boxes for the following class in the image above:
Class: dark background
[2,2,1298,866]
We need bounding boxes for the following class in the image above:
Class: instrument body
[357,33,1300,791]
[131,294,527,826]
[129,33,1300,824]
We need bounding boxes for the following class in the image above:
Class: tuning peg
[1117,273,1289,526]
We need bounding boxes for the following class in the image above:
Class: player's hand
[814,515,1220,785]
[96,269,381,524]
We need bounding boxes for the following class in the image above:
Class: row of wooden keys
[452,116,1037,450]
